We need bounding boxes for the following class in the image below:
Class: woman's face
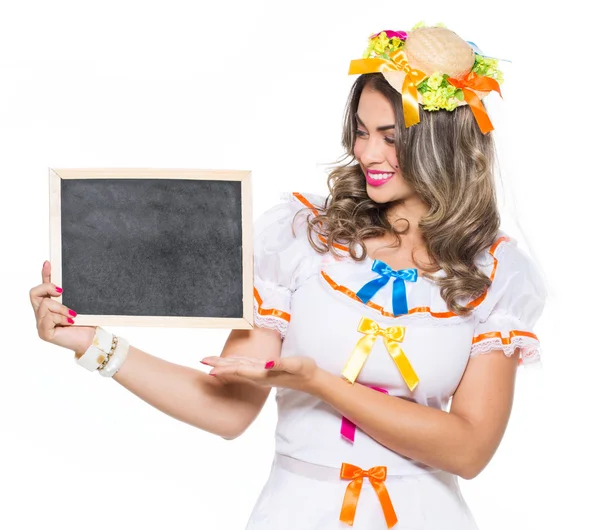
[353,86,418,204]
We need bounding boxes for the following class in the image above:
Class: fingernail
[55,286,63,293]
[265,361,275,369]
[67,318,74,324]
[199,360,209,365]
[68,309,77,317]
[209,373,216,377]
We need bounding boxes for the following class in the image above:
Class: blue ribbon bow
[356,260,418,316]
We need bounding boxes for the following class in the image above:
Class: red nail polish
[200,360,209,365]
[55,286,63,293]
[265,361,275,369]
[67,318,74,324]
[68,309,77,317]
[209,373,216,377]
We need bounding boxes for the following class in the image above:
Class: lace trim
[470,337,541,364]
[253,303,288,339]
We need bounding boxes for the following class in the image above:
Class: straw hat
[405,26,474,77]
[348,24,503,134]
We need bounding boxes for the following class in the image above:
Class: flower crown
[348,23,504,134]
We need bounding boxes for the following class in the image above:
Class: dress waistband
[275,453,442,529]
[274,453,441,480]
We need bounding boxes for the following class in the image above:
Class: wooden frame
[49,168,254,329]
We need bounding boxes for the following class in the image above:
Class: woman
[29,25,546,529]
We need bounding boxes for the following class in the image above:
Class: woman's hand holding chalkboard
[29,261,96,354]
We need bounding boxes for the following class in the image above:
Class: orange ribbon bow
[348,50,427,128]
[339,463,398,528]
[342,317,419,391]
[447,72,502,134]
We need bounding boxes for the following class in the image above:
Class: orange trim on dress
[472,330,539,345]
[253,288,291,322]
[472,330,540,366]
[320,237,510,318]
[467,236,510,307]
[292,192,350,253]
[321,270,458,318]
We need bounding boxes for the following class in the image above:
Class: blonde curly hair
[299,73,501,316]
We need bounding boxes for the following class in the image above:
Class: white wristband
[75,327,115,371]
[99,336,130,378]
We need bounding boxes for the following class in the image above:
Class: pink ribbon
[341,386,389,443]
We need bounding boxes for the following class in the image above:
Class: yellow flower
[390,37,402,50]
[421,91,440,111]
[362,31,405,58]
[443,97,459,111]
[441,86,457,98]
[420,87,460,112]
[374,33,389,53]
[435,93,448,107]
[427,72,444,90]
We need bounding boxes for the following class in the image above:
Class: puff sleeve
[470,239,547,365]
[253,194,316,339]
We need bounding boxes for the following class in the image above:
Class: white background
[1,1,597,529]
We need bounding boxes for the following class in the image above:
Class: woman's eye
[356,129,395,145]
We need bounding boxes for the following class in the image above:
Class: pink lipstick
[365,169,395,187]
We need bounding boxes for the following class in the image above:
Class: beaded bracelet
[98,335,119,371]
[99,336,130,378]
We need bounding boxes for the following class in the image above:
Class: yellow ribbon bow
[342,317,419,391]
[348,49,427,128]
[339,463,398,529]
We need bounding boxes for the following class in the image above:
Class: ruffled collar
[317,233,509,321]
[289,191,509,320]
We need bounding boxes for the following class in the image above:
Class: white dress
[246,192,546,530]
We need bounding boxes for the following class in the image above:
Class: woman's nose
[360,138,385,164]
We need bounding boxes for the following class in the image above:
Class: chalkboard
[49,168,253,329]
